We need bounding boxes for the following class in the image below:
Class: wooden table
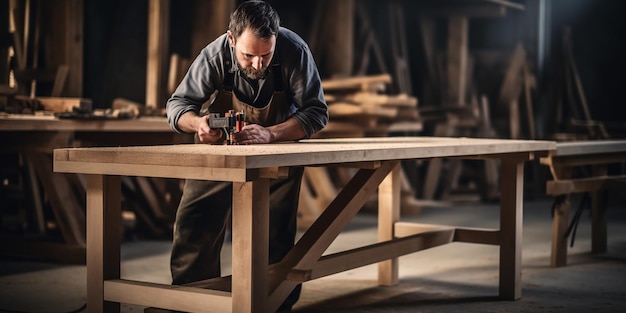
[540,140,626,267]
[53,137,554,313]
[0,114,192,262]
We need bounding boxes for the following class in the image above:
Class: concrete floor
[1,194,625,313]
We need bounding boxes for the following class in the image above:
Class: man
[166,1,328,311]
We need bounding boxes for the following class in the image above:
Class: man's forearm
[267,117,307,143]
[177,111,204,133]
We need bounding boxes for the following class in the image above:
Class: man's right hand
[177,112,223,144]
[196,115,223,144]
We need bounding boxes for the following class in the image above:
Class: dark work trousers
[170,166,304,311]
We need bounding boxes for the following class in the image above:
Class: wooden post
[232,179,269,313]
[190,0,234,58]
[591,164,608,253]
[311,0,354,77]
[65,0,83,97]
[146,0,169,108]
[499,155,525,300]
[446,16,468,106]
[86,175,122,313]
[378,163,401,286]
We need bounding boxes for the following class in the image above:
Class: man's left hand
[234,124,272,144]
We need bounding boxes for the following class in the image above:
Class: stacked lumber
[298,74,422,229]
[314,74,421,138]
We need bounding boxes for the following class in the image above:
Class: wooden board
[552,140,626,156]
[0,115,173,132]
[54,137,555,175]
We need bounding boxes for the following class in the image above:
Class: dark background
[79,0,626,137]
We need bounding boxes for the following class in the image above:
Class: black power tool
[207,110,246,145]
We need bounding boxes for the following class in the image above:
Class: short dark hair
[228,1,280,41]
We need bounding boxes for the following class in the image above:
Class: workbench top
[552,139,626,156]
[0,114,171,132]
[54,137,555,181]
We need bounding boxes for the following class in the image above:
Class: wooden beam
[65,0,83,97]
[378,163,401,286]
[232,179,269,312]
[105,279,232,312]
[546,175,626,195]
[445,16,468,106]
[287,228,455,282]
[146,0,169,108]
[191,0,234,58]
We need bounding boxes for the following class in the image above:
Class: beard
[241,67,267,80]
[239,64,267,80]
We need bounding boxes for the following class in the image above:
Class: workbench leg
[591,165,608,254]
[550,195,570,267]
[86,175,121,313]
[499,158,523,300]
[378,163,401,286]
[549,166,572,267]
[232,179,269,313]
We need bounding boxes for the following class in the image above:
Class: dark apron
[171,56,303,310]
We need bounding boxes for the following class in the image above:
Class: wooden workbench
[53,137,554,312]
[0,114,192,262]
[540,140,626,267]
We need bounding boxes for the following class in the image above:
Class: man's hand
[234,124,271,145]
[196,115,224,144]
[233,118,306,145]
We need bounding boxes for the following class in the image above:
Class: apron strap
[272,64,283,92]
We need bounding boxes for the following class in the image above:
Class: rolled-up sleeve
[166,51,219,134]
[287,43,328,138]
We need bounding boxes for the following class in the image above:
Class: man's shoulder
[277,27,309,52]
[200,33,230,62]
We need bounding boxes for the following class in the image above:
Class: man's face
[228,28,276,80]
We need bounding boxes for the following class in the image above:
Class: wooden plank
[0,115,176,132]
[55,161,255,182]
[553,140,626,156]
[328,102,398,119]
[343,92,418,107]
[27,96,92,112]
[53,138,555,173]
[104,279,231,312]
[322,74,392,92]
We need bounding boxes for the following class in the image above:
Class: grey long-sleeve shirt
[166,27,328,138]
